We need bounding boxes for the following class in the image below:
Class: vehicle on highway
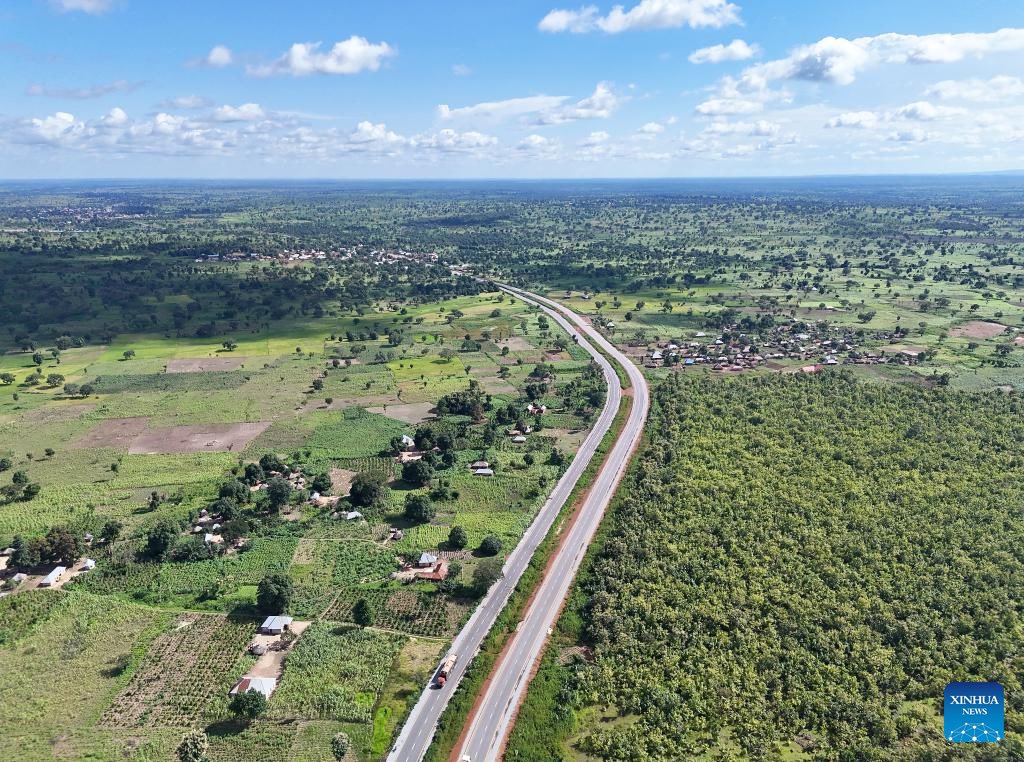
[434,652,458,688]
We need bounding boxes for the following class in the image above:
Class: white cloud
[413,129,497,153]
[452,64,472,77]
[925,75,1024,102]
[636,121,665,137]
[825,111,881,129]
[102,106,127,126]
[737,28,1024,92]
[689,39,759,64]
[888,128,931,143]
[249,37,396,77]
[893,101,966,121]
[26,79,142,99]
[50,0,113,14]
[349,121,406,146]
[580,130,610,146]
[533,81,620,124]
[160,95,212,110]
[205,45,234,68]
[539,0,740,34]
[438,95,569,122]
[213,103,266,122]
[30,111,83,141]
[695,97,763,116]
[704,119,780,136]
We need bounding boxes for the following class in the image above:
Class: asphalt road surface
[386,285,649,762]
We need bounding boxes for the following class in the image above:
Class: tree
[448,525,468,550]
[222,339,238,351]
[99,519,123,544]
[11,470,28,485]
[79,383,95,396]
[265,476,293,510]
[402,459,434,487]
[0,372,14,385]
[349,471,388,508]
[32,352,44,366]
[229,690,267,722]
[211,496,239,520]
[0,457,12,471]
[219,479,248,503]
[472,557,503,594]
[176,729,209,762]
[46,373,65,387]
[259,453,287,473]
[221,517,250,544]
[146,518,179,559]
[45,526,83,565]
[353,597,374,627]
[331,732,351,761]
[122,349,136,360]
[257,572,293,615]
[310,472,332,494]
[243,462,265,485]
[404,493,436,524]
[480,534,503,556]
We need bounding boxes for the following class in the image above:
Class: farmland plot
[269,623,404,724]
[101,612,254,727]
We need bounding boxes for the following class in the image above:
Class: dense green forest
[510,372,1024,760]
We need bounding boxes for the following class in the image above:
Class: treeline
[511,372,1024,760]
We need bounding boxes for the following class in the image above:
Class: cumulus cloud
[737,28,1024,92]
[893,101,966,121]
[925,75,1024,102]
[26,79,142,99]
[532,81,620,124]
[50,0,113,14]
[825,111,882,129]
[212,103,266,122]
[689,39,759,64]
[413,129,497,153]
[248,37,396,76]
[204,45,234,68]
[636,121,665,137]
[539,0,740,34]
[580,130,610,146]
[704,119,780,136]
[695,97,763,116]
[825,101,966,130]
[438,94,570,122]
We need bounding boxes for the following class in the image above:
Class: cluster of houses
[192,507,229,547]
[228,615,301,700]
[0,540,96,597]
[641,323,923,373]
[392,551,450,583]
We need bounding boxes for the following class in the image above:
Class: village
[632,321,929,374]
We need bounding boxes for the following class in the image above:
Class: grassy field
[0,287,600,760]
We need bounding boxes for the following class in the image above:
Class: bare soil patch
[329,467,357,496]
[495,336,534,351]
[128,421,270,454]
[74,417,150,448]
[544,427,587,450]
[477,376,517,395]
[950,321,1008,340]
[22,403,95,425]
[367,401,435,424]
[166,357,249,373]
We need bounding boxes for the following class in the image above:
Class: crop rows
[325,587,455,638]
[101,613,254,728]
[0,589,67,646]
[91,370,251,394]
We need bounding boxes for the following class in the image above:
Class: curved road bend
[386,285,649,762]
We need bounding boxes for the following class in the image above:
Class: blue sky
[2,0,1023,178]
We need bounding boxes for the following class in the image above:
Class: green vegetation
[512,373,1024,760]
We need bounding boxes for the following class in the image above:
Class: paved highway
[387,284,649,762]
